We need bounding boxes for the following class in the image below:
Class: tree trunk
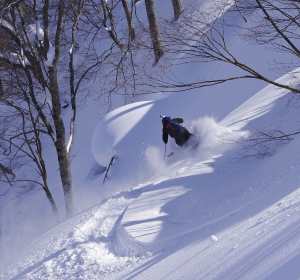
[39,147,58,215]
[48,0,73,217]
[144,0,164,63]
[171,0,183,21]
[49,67,73,216]
[43,185,58,214]
[101,0,124,49]
[121,0,135,42]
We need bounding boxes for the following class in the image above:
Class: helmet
[161,115,171,125]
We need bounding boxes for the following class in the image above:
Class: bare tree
[0,0,189,217]
[235,0,300,56]
[0,72,58,214]
[145,0,164,63]
[171,0,183,21]
[153,0,300,93]
[0,0,157,216]
[121,0,136,42]
[0,0,102,216]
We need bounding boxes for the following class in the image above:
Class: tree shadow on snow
[120,95,300,279]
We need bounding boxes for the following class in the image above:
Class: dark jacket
[162,117,192,146]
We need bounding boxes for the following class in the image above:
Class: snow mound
[92,100,154,166]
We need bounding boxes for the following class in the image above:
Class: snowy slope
[3,65,300,280]
[113,68,300,280]
[2,0,300,279]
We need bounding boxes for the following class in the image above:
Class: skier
[161,115,197,148]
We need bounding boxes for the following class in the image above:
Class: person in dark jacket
[161,115,193,147]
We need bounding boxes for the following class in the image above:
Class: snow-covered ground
[2,0,300,279]
[3,65,300,280]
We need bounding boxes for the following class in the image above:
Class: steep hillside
[1,0,300,279]
[3,66,300,279]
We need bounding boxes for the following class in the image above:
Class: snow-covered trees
[0,0,186,217]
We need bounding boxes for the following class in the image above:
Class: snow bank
[91,120,116,167]
[92,100,154,166]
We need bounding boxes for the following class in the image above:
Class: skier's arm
[162,127,168,144]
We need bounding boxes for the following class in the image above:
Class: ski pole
[164,144,167,160]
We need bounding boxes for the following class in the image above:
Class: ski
[103,155,118,184]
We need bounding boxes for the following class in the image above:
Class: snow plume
[190,117,250,158]
[144,146,168,177]
[143,118,249,179]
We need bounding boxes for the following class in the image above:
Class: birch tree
[0,0,99,216]
[144,0,164,63]
[171,0,183,21]
[0,0,188,216]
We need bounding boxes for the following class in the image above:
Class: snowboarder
[161,115,194,147]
